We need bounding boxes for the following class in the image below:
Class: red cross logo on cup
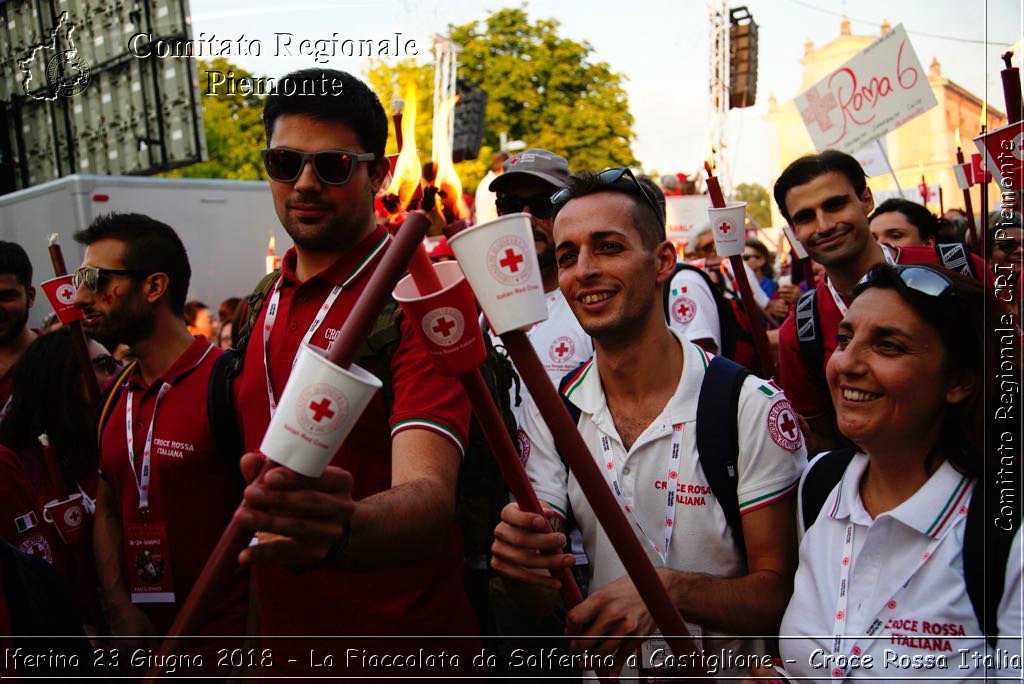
[57,284,75,305]
[718,221,732,235]
[297,384,348,435]
[486,235,532,286]
[422,307,465,348]
[64,507,82,527]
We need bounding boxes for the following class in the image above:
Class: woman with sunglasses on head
[743,239,778,299]
[0,328,122,635]
[774,264,1022,681]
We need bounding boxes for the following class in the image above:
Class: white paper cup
[447,213,548,335]
[707,201,747,257]
[259,344,382,477]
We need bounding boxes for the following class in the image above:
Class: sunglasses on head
[551,167,666,228]
[857,264,954,299]
[495,192,556,219]
[742,253,761,262]
[72,266,145,294]
[262,147,376,185]
[91,354,122,376]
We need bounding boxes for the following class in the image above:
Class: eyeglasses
[858,264,954,298]
[551,167,666,228]
[495,192,556,219]
[993,239,1022,253]
[72,266,144,294]
[91,354,122,376]
[262,147,376,185]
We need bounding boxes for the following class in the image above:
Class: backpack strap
[694,355,749,552]
[795,288,832,408]
[799,448,857,531]
[234,270,281,354]
[935,242,977,279]
[207,350,246,462]
[96,361,137,450]
[964,477,1020,648]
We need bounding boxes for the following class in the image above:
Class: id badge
[640,625,704,669]
[125,521,176,604]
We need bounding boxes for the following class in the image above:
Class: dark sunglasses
[742,253,761,262]
[993,239,1022,253]
[262,147,376,185]
[551,167,665,228]
[72,266,145,294]
[857,264,954,298]
[495,192,556,219]
[91,354,122,376]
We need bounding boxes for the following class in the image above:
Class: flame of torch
[433,94,468,219]
[954,127,961,150]
[386,83,423,208]
[266,235,277,274]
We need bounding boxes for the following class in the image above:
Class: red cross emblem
[767,401,803,452]
[57,284,75,304]
[718,221,731,234]
[778,411,798,441]
[499,248,525,273]
[675,301,690,318]
[554,341,570,358]
[836,610,845,621]
[432,317,456,338]
[308,398,335,423]
[65,508,82,526]
[801,86,839,132]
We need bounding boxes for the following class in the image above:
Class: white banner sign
[795,24,937,154]
[666,195,711,242]
[872,184,940,206]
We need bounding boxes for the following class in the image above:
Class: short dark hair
[73,212,191,315]
[183,300,209,326]
[870,198,939,241]
[218,297,241,323]
[852,264,1000,477]
[263,69,388,159]
[555,170,666,250]
[774,150,868,223]
[0,241,32,286]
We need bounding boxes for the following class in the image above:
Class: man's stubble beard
[88,293,156,350]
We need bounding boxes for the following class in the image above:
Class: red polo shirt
[778,245,992,416]
[99,337,247,638]
[232,226,476,668]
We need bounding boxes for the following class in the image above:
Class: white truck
[0,174,288,327]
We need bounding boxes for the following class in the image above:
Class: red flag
[974,121,1023,189]
[40,275,84,325]
[971,154,993,184]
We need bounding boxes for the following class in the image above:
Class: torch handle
[326,212,432,368]
[500,331,709,681]
[1001,63,1022,125]
[41,443,71,501]
[146,458,275,681]
[48,243,102,406]
[728,255,775,378]
[956,148,980,252]
[407,241,445,293]
[458,370,584,608]
[393,113,404,152]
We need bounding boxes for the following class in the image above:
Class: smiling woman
[778,264,1022,681]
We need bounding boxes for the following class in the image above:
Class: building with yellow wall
[764,17,1007,229]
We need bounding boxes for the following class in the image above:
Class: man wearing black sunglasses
[490,148,595,385]
[229,68,477,673]
[71,212,247,668]
[773,150,992,453]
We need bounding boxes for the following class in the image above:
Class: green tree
[734,182,772,227]
[446,7,637,176]
[160,58,267,180]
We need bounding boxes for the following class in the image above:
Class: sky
[188,0,1022,188]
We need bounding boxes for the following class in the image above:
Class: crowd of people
[0,67,1020,682]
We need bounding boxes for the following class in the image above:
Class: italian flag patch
[757,380,784,398]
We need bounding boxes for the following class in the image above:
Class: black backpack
[796,242,979,399]
[558,353,750,553]
[800,449,1019,649]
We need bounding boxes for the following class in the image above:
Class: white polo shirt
[666,266,721,352]
[780,452,1024,682]
[526,289,594,387]
[519,328,806,669]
